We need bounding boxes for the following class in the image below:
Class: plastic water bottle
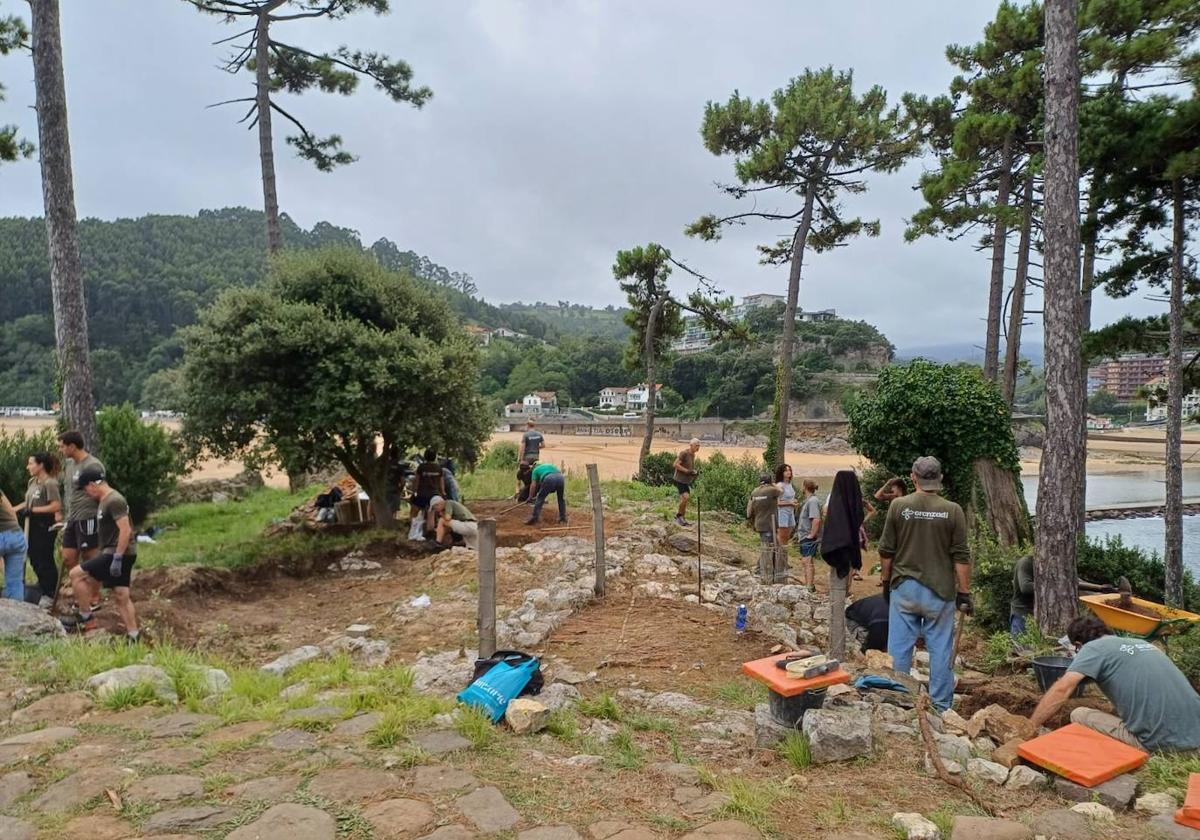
[735,604,748,634]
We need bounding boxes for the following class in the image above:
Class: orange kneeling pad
[1177,810,1200,831]
[1016,723,1148,787]
[1182,772,1200,822]
[740,654,852,698]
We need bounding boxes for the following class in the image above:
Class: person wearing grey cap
[877,455,971,712]
[430,495,478,550]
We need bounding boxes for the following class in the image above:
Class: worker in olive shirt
[1028,614,1200,753]
[57,430,106,573]
[431,495,478,549]
[877,455,971,712]
[60,468,140,642]
[526,462,567,525]
[672,438,700,526]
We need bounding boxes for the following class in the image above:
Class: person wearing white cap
[672,438,701,526]
[430,495,478,550]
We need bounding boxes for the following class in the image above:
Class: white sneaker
[38,596,53,610]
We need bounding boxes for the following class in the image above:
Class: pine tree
[186,1,431,253]
[0,14,33,164]
[688,68,915,466]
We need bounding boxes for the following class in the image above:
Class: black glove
[881,579,891,605]
[109,554,124,577]
[955,592,973,615]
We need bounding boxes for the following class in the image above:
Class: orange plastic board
[741,654,852,698]
[1184,773,1200,820]
[1016,723,1148,787]
[1177,809,1200,831]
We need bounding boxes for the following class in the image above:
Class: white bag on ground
[408,516,424,541]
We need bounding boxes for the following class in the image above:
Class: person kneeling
[1027,613,1200,753]
[60,468,140,643]
[431,495,478,550]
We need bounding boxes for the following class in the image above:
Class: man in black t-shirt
[410,448,446,537]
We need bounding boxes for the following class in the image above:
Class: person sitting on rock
[1026,613,1200,753]
[430,495,478,550]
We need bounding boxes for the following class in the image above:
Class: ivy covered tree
[0,14,33,164]
[180,248,492,527]
[186,1,431,253]
[688,67,916,467]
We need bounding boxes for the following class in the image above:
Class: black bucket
[768,687,827,728]
[1032,656,1084,697]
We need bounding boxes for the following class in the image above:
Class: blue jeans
[0,530,27,602]
[1010,612,1028,638]
[531,473,566,522]
[888,578,956,711]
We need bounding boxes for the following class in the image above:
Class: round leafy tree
[180,248,492,527]
[847,360,1023,518]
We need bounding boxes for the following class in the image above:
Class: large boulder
[0,600,65,640]
[505,698,549,735]
[801,709,873,763]
[86,665,177,704]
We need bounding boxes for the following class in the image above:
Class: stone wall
[169,468,265,505]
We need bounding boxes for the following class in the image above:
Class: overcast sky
[0,0,1162,348]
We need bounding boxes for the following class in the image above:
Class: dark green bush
[1076,535,1200,610]
[1168,626,1200,690]
[692,452,762,519]
[634,451,678,486]
[0,427,59,502]
[97,404,187,523]
[970,534,1029,634]
[479,440,518,471]
[860,462,905,542]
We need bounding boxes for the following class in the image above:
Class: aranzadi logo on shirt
[901,508,950,522]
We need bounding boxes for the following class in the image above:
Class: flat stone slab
[283,704,345,723]
[1054,773,1138,810]
[681,822,761,839]
[1027,809,1092,840]
[455,786,520,833]
[414,729,472,755]
[0,771,34,808]
[50,742,114,767]
[307,767,402,803]
[1149,814,1200,839]
[332,711,383,738]
[143,712,220,739]
[650,762,700,784]
[681,792,731,816]
[362,798,437,839]
[144,806,239,834]
[130,746,205,770]
[417,828,477,840]
[519,828,583,840]
[226,775,302,803]
[411,764,480,794]
[227,803,336,840]
[61,814,133,840]
[949,816,1032,840]
[0,815,34,840]
[32,765,126,813]
[261,646,323,676]
[269,729,318,751]
[202,720,273,744]
[127,774,204,804]
[9,691,92,726]
[0,726,77,763]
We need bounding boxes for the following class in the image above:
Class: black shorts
[80,553,136,589]
[412,494,433,510]
[62,519,98,551]
[673,481,693,496]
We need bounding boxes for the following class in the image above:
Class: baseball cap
[758,473,772,485]
[74,466,106,488]
[911,456,943,491]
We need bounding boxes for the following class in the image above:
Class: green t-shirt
[1010,554,1035,617]
[1068,635,1200,751]
[531,463,559,482]
[746,484,781,533]
[444,500,476,522]
[25,476,60,513]
[63,453,105,522]
[0,494,18,533]
[97,490,136,557]
[673,449,697,485]
[878,492,969,602]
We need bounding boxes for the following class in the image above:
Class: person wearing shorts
[672,438,700,526]
[410,448,445,536]
[60,467,139,642]
[795,479,822,589]
[57,431,105,573]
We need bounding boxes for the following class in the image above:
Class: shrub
[970,533,1028,634]
[635,450,677,486]
[1167,627,1200,690]
[97,404,187,523]
[0,427,58,501]
[692,452,761,519]
[1076,534,1200,610]
[860,462,903,542]
[479,440,518,471]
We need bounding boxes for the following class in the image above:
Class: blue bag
[457,657,540,721]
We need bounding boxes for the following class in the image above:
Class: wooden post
[477,519,497,659]
[586,463,605,597]
[696,492,702,603]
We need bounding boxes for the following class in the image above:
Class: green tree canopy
[180,248,491,526]
[0,14,33,164]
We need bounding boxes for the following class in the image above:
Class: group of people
[404,447,478,549]
[513,420,567,526]
[0,431,141,642]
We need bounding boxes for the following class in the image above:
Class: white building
[504,402,525,418]
[598,387,629,408]
[492,327,528,340]
[626,383,663,412]
[1145,380,1200,422]
[1086,414,1115,431]
[522,391,558,415]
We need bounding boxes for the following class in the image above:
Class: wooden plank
[477,519,497,659]
[587,463,605,597]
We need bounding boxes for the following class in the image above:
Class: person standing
[57,431,105,573]
[519,419,546,464]
[0,490,27,602]
[795,479,822,590]
[14,453,61,608]
[775,463,797,560]
[672,438,701,526]
[410,448,446,536]
[747,474,783,583]
[877,456,971,712]
[60,468,139,641]
[526,462,567,525]
[820,470,866,660]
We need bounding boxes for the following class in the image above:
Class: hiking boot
[60,613,96,634]
[523,518,537,526]
[675,516,691,527]
[558,518,568,525]
[37,595,54,610]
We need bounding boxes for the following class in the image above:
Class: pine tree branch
[269,100,315,141]
[269,3,343,21]
[212,25,256,46]
[270,40,412,96]
[185,0,260,17]
[206,96,256,109]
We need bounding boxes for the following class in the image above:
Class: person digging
[59,468,140,643]
[525,462,567,526]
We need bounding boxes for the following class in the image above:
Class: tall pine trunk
[1077,195,1100,528]
[984,135,1015,382]
[1035,0,1084,636]
[1165,178,1185,607]
[255,8,283,254]
[1002,171,1035,405]
[772,183,817,467]
[637,294,669,474]
[29,0,96,448]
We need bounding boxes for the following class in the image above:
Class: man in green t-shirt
[877,456,971,711]
[526,462,566,525]
[57,430,106,572]
[431,495,478,549]
[60,467,140,643]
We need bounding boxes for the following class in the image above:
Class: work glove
[881,579,891,605]
[109,555,124,578]
[955,592,973,615]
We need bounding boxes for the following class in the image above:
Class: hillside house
[504,402,525,418]
[464,324,492,346]
[1086,414,1115,431]
[522,391,558,415]
[626,383,663,412]
[491,327,528,340]
[598,387,629,408]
